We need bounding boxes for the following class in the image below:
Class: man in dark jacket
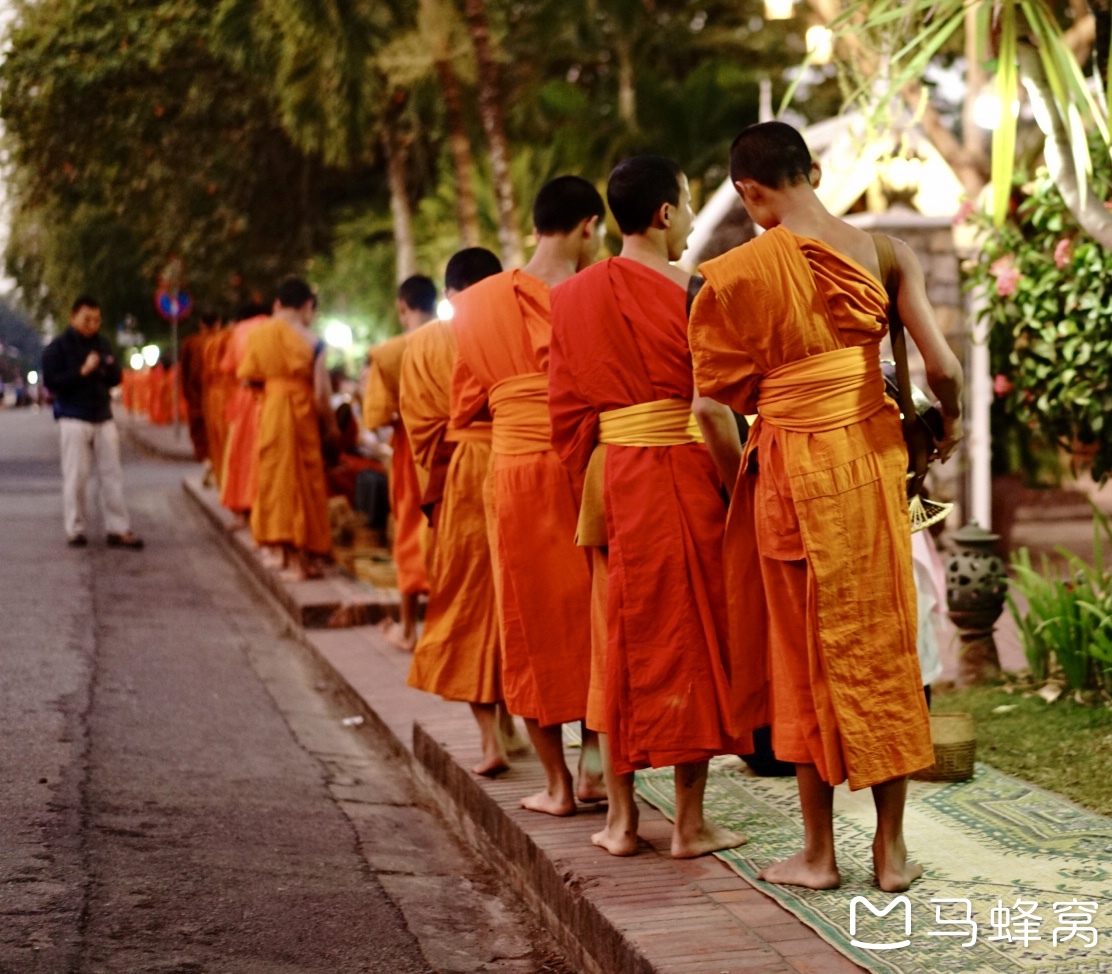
[41,295,143,549]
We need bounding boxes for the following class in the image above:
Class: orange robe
[202,328,234,487]
[219,316,267,514]
[148,363,170,425]
[689,226,932,790]
[121,369,136,413]
[238,318,332,555]
[450,270,591,727]
[549,258,741,774]
[399,320,500,704]
[179,331,209,461]
[364,334,429,597]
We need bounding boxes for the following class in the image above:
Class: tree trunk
[616,36,637,128]
[434,58,481,247]
[461,0,525,268]
[382,122,417,283]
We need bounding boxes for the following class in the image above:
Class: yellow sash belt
[577,398,703,547]
[758,345,885,432]
[598,398,704,446]
[488,372,551,455]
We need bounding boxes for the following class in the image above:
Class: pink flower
[994,374,1014,397]
[990,256,1021,297]
[953,199,976,225]
[1054,238,1073,269]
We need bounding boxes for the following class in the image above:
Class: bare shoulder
[889,236,925,276]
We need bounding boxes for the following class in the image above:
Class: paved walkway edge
[411,722,650,974]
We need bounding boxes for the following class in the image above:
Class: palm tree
[829,1,1112,242]
[461,0,525,267]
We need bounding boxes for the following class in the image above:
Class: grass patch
[933,684,1112,816]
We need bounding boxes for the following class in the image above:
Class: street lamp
[436,298,455,321]
[26,370,38,385]
[141,344,160,367]
[805,25,833,64]
[323,319,354,351]
[764,0,794,19]
[130,352,146,371]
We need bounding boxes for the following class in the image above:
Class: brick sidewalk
[183,475,866,974]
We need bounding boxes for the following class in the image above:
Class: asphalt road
[0,407,572,974]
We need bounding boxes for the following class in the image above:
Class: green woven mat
[635,760,1112,973]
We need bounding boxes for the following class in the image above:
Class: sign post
[154,288,192,435]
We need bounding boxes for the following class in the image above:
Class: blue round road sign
[155,289,192,321]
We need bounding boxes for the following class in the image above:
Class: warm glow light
[130,352,146,370]
[437,299,455,321]
[884,155,924,193]
[764,0,793,18]
[26,370,38,385]
[141,344,160,367]
[324,319,353,350]
[805,25,833,65]
[972,91,1019,131]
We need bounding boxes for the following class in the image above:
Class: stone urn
[946,521,1007,685]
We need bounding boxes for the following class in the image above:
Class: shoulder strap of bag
[872,233,928,483]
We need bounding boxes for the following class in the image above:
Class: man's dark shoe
[67,534,88,548]
[106,532,144,550]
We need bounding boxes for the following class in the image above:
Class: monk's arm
[892,239,965,462]
[688,283,761,415]
[448,357,489,430]
[361,360,396,429]
[693,395,742,495]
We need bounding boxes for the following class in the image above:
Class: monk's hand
[937,413,964,463]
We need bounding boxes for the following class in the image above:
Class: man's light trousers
[58,418,131,538]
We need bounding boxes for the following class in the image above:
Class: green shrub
[1007,506,1112,693]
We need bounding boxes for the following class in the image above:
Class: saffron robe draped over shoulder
[549,257,741,774]
[364,334,429,597]
[238,318,332,556]
[219,315,267,514]
[688,225,932,791]
[450,270,591,727]
[399,320,500,704]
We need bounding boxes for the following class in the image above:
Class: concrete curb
[182,477,400,628]
[116,412,198,462]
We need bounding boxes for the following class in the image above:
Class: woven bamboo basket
[910,712,976,783]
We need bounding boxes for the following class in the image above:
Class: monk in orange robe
[179,312,219,462]
[550,156,749,858]
[399,247,513,775]
[363,276,436,650]
[220,308,269,521]
[689,122,964,892]
[238,278,337,579]
[201,323,234,488]
[451,176,606,816]
[148,362,170,425]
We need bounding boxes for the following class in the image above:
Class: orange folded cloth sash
[488,372,552,455]
[757,344,886,433]
[576,398,703,547]
[443,423,493,444]
[264,377,309,395]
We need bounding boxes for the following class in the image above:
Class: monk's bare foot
[577,750,606,803]
[672,822,748,859]
[592,823,639,857]
[874,836,923,892]
[520,789,576,817]
[227,514,248,532]
[757,851,840,889]
[380,619,417,652]
[472,755,510,777]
